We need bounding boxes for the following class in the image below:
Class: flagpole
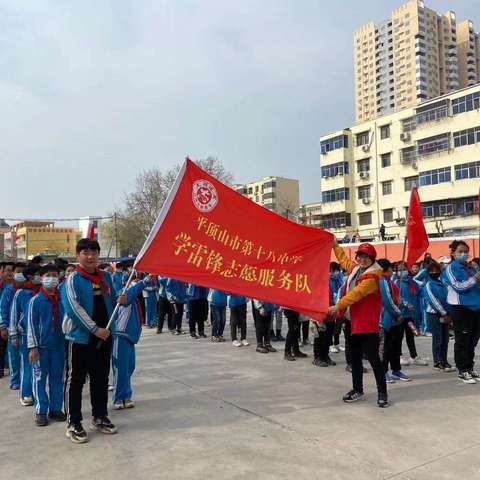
[96,268,136,350]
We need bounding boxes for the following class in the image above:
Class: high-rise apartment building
[233,176,300,218]
[320,84,480,242]
[354,0,479,123]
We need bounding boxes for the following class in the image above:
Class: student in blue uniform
[187,284,209,339]
[143,276,158,328]
[209,289,227,342]
[442,240,480,384]
[329,262,345,353]
[112,274,150,410]
[112,263,126,294]
[165,278,186,335]
[229,294,248,347]
[27,264,66,426]
[0,262,15,378]
[10,263,42,406]
[252,300,276,353]
[156,276,172,334]
[0,262,26,389]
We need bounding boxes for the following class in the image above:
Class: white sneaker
[400,357,411,366]
[412,357,428,366]
[329,345,339,354]
[113,402,125,410]
[232,340,242,347]
[459,371,477,384]
[124,399,135,409]
[241,339,249,346]
[108,385,114,392]
[338,345,345,352]
[20,396,33,407]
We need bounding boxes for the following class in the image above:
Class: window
[453,126,480,148]
[404,176,419,191]
[358,185,371,199]
[321,162,349,178]
[401,116,416,132]
[255,186,259,193]
[322,188,350,203]
[415,99,448,124]
[357,158,370,173]
[419,167,451,186]
[383,208,394,223]
[417,133,450,156]
[247,187,253,194]
[381,152,391,167]
[400,146,416,164]
[452,91,480,115]
[321,134,349,154]
[263,192,275,200]
[356,131,369,146]
[358,212,373,226]
[421,196,478,218]
[380,124,390,139]
[455,160,480,180]
[262,181,277,190]
[382,180,392,195]
[321,213,352,229]
[264,203,275,210]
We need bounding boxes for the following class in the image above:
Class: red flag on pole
[406,186,429,268]
[134,159,333,320]
[87,223,95,240]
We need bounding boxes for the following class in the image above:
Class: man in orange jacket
[328,239,388,408]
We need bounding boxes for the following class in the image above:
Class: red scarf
[23,280,41,295]
[75,265,109,295]
[41,287,59,332]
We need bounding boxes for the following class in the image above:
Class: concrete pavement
[2,318,480,480]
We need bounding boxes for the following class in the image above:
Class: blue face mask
[455,253,469,263]
[42,277,59,290]
[14,272,26,282]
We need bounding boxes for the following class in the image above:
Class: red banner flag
[87,223,95,240]
[406,186,429,268]
[134,159,333,320]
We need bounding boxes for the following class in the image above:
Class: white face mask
[32,275,43,285]
[14,272,26,282]
[42,277,59,290]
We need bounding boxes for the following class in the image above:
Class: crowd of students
[0,237,479,444]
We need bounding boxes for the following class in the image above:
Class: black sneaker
[0,369,4,378]
[343,390,364,403]
[35,414,48,427]
[377,392,389,408]
[345,364,352,373]
[326,356,337,366]
[190,333,198,339]
[256,345,268,353]
[284,352,296,361]
[156,329,163,334]
[66,422,88,444]
[218,336,226,343]
[312,358,329,367]
[433,362,444,371]
[49,411,66,422]
[265,344,277,353]
[276,333,285,342]
[198,333,207,338]
[293,350,308,358]
[90,416,118,434]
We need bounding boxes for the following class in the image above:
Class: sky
[1,0,478,220]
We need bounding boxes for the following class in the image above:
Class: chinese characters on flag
[134,159,334,320]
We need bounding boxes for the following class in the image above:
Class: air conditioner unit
[359,171,369,179]
[362,197,371,205]
[400,132,411,142]
[412,161,418,170]
[362,145,370,153]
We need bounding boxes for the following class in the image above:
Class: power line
[2,216,114,222]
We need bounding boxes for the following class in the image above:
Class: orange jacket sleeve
[336,278,378,311]
[333,244,355,275]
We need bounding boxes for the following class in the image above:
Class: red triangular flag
[87,223,95,240]
[406,186,429,268]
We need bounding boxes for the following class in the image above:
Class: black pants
[64,338,112,425]
[344,319,352,365]
[451,305,480,372]
[188,298,208,335]
[254,310,271,346]
[350,333,386,395]
[0,337,6,371]
[382,324,402,372]
[230,304,247,341]
[301,321,309,342]
[313,322,334,360]
[333,319,343,346]
[284,310,300,354]
[157,297,173,331]
[401,319,418,359]
[171,303,184,332]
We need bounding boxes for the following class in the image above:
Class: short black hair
[427,261,442,274]
[39,264,59,276]
[23,263,40,278]
[54,258,69,269]
[99,262,111,270]
[329,262,340,272]
[30,255,44,265]
[449,240,469,253]
[3,261,15,269]
[377,258,392,272]
[76,238,101,254]
[14,262,26,269]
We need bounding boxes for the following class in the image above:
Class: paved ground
[2,315,480,480]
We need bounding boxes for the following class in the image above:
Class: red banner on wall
[134,159,333,320]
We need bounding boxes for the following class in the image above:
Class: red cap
[356,243,377,260]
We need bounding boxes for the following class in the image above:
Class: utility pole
[114,212,118,259]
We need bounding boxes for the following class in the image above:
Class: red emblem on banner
[192,179,218,213]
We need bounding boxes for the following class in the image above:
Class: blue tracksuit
[10,286,37,399]
[228,295,246,308]
[158,276,168,299]
[329,274,344,306]
[112,271,125,294]
[165,279,186,304]
[0,284,20,388]
[143,279,158,327]
[112,287,144,404]
[442,260,480,311]
[209,290,227,337]
[413,268,430,333]
[395,274,421,325]
[27,289,65,415]
[379,277,402,331]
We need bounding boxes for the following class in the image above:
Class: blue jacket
[143,278,158,298]
[424,278,449,316]
[228,295,246,308]
[165,279,186,304]
[158,276,168,298]
[27,289,65,350]
[208,289,227,307]
[0,284,16,329]
[253,300,274,313]
[442,260,480,311]
[112,271,125,294]
[9,287,36,339]
[113,282,144,344]
[379,277,402,331]
[395,274,420,320]
[187,284,209,301]
[329,274,344,306]
[61,271,147,345]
